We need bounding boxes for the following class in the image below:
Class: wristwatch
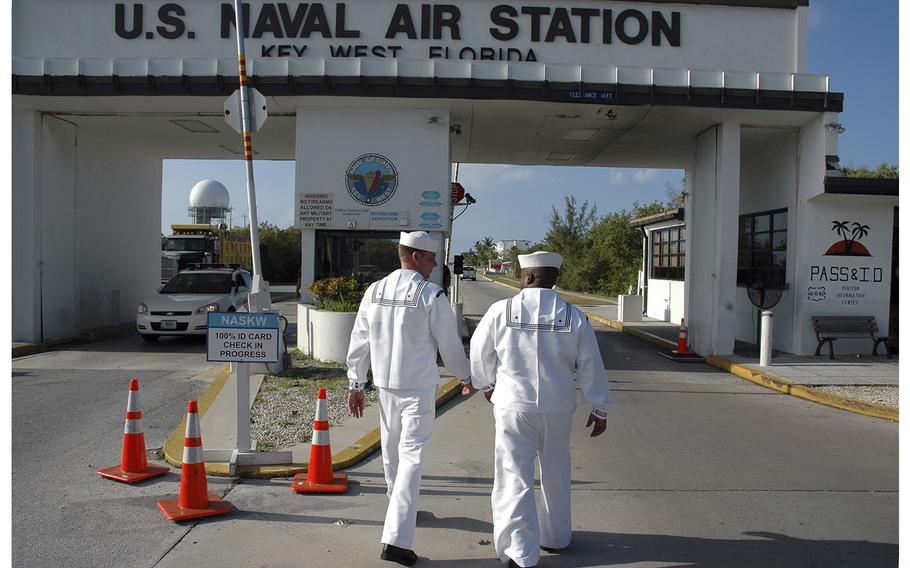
[348,379,365,392]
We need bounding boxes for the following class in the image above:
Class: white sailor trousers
[492,406,573,567]
[378,385,437,549]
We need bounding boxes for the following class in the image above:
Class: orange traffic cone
[157,401,232,521]
[98,379,170,483]
[673,318,691,355]
[292,388,348,493]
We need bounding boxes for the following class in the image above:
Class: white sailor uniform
[470,287,612,568]
[347,268,471,549]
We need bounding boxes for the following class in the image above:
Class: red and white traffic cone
[157,401,232,521]
[673,318,691,355]
[98,378,169,483]
[292,388,348,493]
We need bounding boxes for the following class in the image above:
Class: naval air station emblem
[346,153,399,206]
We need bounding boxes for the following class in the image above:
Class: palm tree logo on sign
[825,220,872,257]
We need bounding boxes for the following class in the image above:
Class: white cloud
[499,168,536,183]
[456,164,556,192]
[609,170,625,184]
[632,168,658,184]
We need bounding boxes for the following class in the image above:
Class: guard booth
[12,0,895,355]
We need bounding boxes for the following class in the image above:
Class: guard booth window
[651,225,686,280]
[737,209,788,285]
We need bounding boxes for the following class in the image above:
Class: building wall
[12,109,41,342]
[11,112,163,342]
[646,279,685,324]
[75,129,163,331]
[15,1,805,74]
[36,115,78,341]
[687,122,740,356]
[687,128,718,355]
[735,128,798,351]
[295,105,451,300]
[644,220,685,324]
[794,195,895,354]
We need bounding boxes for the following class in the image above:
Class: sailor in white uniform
[469,251,612,568]
[347,230,472,567]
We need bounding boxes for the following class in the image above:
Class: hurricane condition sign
[207,312,280,363]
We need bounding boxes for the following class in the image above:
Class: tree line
[460,182,685,297]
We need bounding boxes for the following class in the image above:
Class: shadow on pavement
[417,530,896,567]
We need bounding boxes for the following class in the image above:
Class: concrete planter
[297,303,356,363]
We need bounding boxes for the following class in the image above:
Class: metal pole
[760,310,773,367]
[236,362,251,452]
[232,0,263,286]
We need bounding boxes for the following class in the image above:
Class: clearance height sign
[207,312,280,363]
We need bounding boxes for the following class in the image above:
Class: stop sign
[451,182,466,204]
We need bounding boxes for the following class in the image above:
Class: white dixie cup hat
[517,251,563,269]
[399,231,439,252]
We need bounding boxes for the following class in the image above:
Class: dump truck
[161,224,253,283]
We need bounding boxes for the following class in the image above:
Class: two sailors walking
[346,232,612,567]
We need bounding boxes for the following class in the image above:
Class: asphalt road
[11,280,898,567]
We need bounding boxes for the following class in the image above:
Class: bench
[811,316,890,359]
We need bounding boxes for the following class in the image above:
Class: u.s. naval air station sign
[113,3,681,63]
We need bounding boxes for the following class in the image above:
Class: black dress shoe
[381,544,418,566]
[506,560,521,568]
[541,545,565,553]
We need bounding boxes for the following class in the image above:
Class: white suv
[136,266,252,341]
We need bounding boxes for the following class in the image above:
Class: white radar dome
[188,179,231,209]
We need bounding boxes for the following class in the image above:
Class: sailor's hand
[483,388,494,403]
[585,413,607,437]
[461,382,476,396]
[348,390,365,418]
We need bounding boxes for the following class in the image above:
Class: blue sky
[161,0,898,257]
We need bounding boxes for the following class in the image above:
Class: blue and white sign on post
[206,312,280,363]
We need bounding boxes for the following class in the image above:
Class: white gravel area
[250,354,377,451]
[812,385,898,409]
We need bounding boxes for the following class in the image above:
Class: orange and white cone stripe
[98,378,169,483]
[157,400,232,521]
[293,388,348,493]
[676,318,690,354]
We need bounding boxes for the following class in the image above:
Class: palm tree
[831,220,849,241]
[847,222,870,255]
[473,236,497,271]
[830,220,850,253]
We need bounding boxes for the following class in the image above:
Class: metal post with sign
[206,311,291,472]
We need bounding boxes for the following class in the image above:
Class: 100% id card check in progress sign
[207,312,280,363]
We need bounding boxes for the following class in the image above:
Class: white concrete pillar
[686,122,741,356]
[12,109,41,342]
[299,229,315,304]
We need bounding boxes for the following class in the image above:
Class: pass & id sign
[207,312,280,363]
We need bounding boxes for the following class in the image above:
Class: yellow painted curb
[163,364,233,473]
[12,343,47,358]
[481,274,521,291]
[704,355,794,395]
[583,312,678,351]
[584,313,897,422]
[789,385,898,422]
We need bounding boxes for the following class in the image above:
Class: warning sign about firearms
[298,193,335,228]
